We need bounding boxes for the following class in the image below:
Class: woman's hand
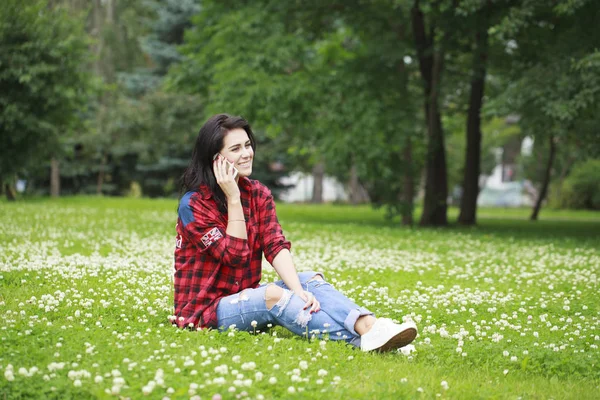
[298,290,320,314]
[213,155,240,201]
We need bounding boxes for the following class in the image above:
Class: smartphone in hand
[213,153,239,179]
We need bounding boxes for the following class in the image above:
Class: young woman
[173,113,417,352]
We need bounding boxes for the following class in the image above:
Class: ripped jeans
[215,271,373,347]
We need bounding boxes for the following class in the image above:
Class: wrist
[227,197,241,206]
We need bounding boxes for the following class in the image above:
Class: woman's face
[219,128,254,179]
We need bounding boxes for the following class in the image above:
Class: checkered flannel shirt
[173,177,291,329]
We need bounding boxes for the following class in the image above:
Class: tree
[457,2,492,225]
[487,0,600,220]
[121,0,201,96]
[410,0,449,226]
[0,0,92,200]
[170,0,425,222]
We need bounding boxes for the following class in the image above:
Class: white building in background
[279,172,348,203]
[279,136,537,206]
[476,136,537,207]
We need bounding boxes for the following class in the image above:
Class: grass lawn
[1,197,599,399]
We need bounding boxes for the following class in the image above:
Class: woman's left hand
[298,290,320,314]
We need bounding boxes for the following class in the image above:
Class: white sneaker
[360,318,417,352]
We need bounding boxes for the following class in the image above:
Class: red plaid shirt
[173,177,291,329]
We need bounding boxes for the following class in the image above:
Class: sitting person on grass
[172,113,417,352]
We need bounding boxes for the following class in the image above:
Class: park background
[1,0,599,399]
[1,0,599,222]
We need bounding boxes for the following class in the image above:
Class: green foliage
[487,1,600,148]
[168,0,424,217]
[0,0,92,183]
[552,159,600,210]
[120,0,201,96]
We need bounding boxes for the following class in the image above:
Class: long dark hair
[180,113,257,212]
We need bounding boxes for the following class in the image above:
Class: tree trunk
[530,136,556,221]
[412,2,448,226]
[311,162,324,203]
[4,183,16,201]
[458,6,490,226]
[50,157,60,198]
[420,49,448,226]
[348,163,358,205]
[401,136,414,226]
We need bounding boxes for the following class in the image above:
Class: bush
[555,159,600,210]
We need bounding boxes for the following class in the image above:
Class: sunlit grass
[1,197,599,399]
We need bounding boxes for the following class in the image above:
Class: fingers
[302,292,320,313]
[303,296,311,310]
[213,156,235,181]
[310,299,320,313]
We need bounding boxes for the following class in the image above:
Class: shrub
[555,159,600,210]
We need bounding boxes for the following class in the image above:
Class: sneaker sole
[376,327,417,353]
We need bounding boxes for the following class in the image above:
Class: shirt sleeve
[257,184,291,264]
[179,193,251,268]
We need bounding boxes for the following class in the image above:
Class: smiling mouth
[238,160,252,168]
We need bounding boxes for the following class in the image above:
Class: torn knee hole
[265,284,283,310]
[308,274,324,283]
[229,290,250,304]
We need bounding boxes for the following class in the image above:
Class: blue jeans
[215,271,373,347]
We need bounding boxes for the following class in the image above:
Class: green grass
[1,197,599,399]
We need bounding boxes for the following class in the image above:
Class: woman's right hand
[213,155,240,201]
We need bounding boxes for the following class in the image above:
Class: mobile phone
[213,153,239,179]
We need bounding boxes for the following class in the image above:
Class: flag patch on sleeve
[201,227,223,248]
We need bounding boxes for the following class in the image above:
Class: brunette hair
[180,113,256,211]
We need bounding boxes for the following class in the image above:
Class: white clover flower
[4,370,14,381]
[251,320,258,328]
[400,344,416,356]
[288,386,296,394]
[269,377,277,384]
[441,380,449,390]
